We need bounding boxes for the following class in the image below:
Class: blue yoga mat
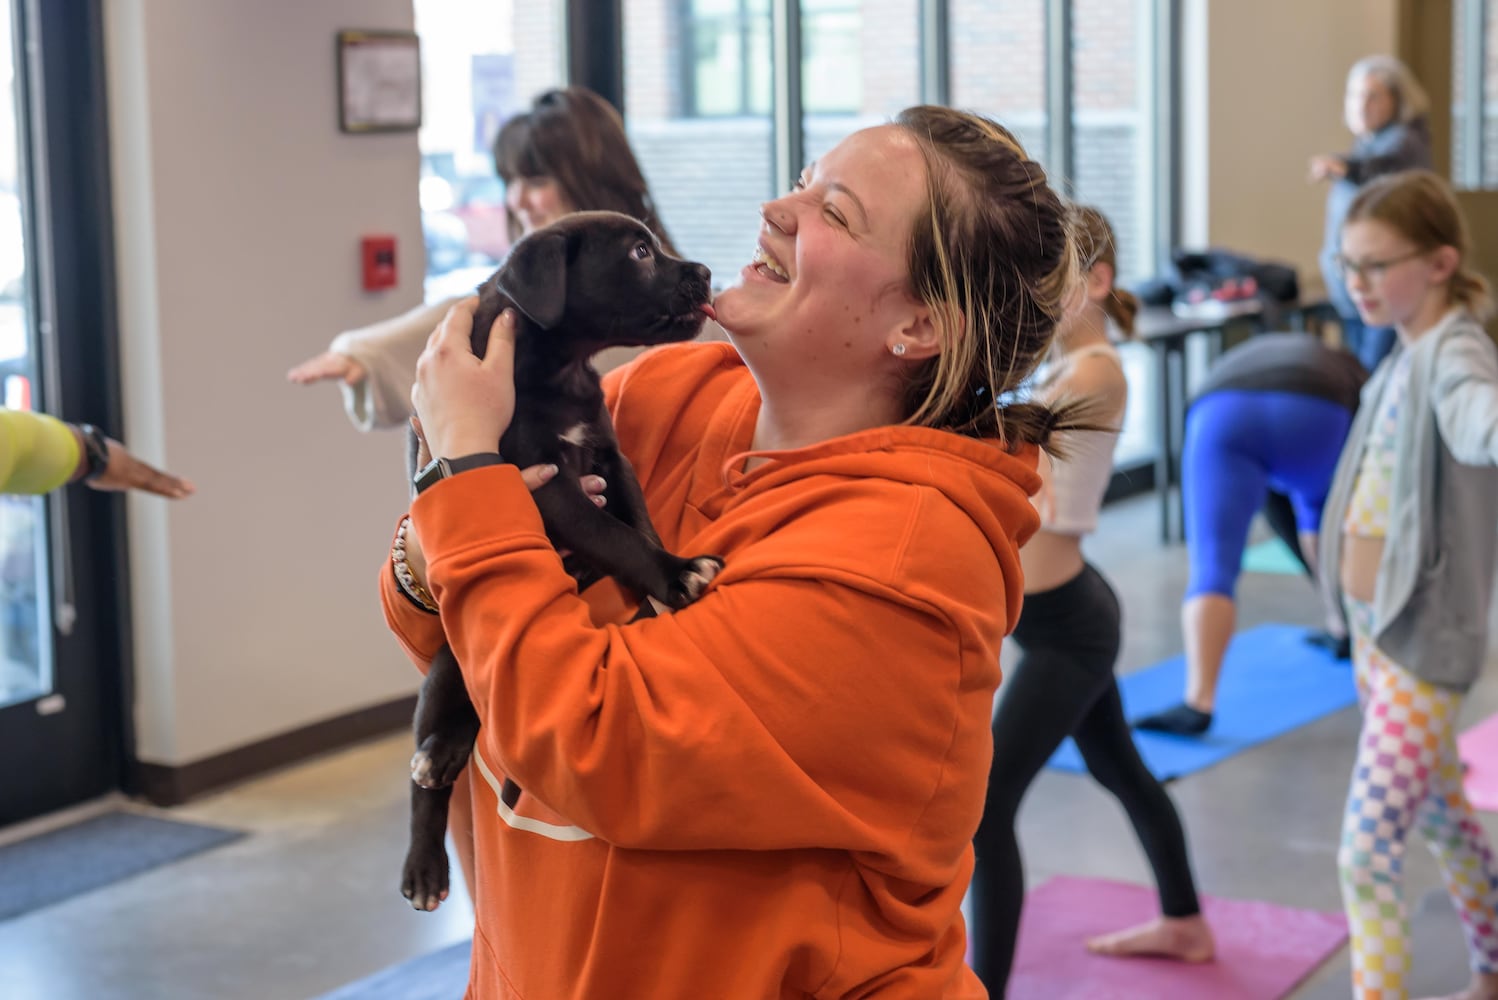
[1242,536,1305,576]
[316,939,470,1000]
[1046,624,1356,781]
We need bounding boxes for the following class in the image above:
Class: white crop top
[1034,342,1125,536]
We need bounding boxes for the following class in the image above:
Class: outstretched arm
[0,410,192,498]
[1432,330,1498,466]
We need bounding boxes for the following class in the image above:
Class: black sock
[1303,630,1351,661]
[1133,704,1213,735]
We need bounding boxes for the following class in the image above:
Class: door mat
[0,809,245,922]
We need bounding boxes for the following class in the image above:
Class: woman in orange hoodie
[384,106,1078,999]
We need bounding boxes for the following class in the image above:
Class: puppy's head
[473,211,713,360]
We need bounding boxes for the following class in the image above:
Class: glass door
[0,0,50,720]
[0,0,131,827]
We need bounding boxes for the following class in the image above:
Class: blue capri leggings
[1183,389,1353,599]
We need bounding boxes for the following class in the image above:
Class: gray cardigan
[1318,310,1498,690]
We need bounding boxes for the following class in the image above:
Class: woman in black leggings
[969,208,1215,993]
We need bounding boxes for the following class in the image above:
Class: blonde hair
[1348,55,1429,124]
[1346,169,1494,321]
[892,106,1092,450]
[1071,205,1138,338]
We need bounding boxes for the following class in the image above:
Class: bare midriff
[1340,532,1383,604]
[1020,529,1086,594]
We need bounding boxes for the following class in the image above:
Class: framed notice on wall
[337,30,422,133]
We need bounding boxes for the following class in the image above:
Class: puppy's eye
[631,242,652,260]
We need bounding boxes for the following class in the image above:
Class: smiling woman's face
[713,125,930,380]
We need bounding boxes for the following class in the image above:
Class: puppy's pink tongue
[700,303,717,322]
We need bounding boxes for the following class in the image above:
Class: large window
[413,0,564,298]
[1071,0,1162,466]
[627,0,775,285]
[1453,0,1498,188]
[950,0,1049,166]
[682,0,863,119]
[1070,0,1159,283]
[802,1,921,166]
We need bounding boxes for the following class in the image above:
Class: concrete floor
[1,492,1495,999]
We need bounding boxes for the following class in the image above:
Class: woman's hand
[411,298,517,460]
[83,433,195,499]
[286,351,367,387]
[400,460,607,588]
[1307,155,1347,182]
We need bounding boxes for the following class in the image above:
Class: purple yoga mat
[1006,876,1347,1000]
[1459,714,1498,813]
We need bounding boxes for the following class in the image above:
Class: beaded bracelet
[392,516,439,614]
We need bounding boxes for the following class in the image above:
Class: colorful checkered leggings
[1338,597,1498,998]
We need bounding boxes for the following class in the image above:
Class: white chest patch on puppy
[558,422,591,447]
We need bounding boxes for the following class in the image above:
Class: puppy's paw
[401,846,450,912]
[410,737,470,789]
[667,555,723,608]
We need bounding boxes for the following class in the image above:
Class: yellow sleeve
[0,409,81,495]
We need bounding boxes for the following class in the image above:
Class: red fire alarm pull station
[361,235,397,290]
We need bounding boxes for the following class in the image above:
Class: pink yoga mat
[1459,714,1498,813]
[1007,876,1347,1000]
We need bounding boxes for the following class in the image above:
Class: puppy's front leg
[592,448,662,546]
[530,477,720,608]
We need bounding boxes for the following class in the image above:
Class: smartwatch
[413,452,506,495]
[78,423,111,482]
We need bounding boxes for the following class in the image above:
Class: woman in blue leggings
[1135,333,1365,735]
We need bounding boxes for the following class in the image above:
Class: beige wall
[106,0,424,765]
[1183,0,1401,288]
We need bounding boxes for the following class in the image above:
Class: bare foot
[1417,970,1498,1000]
[1085,914,1216,963]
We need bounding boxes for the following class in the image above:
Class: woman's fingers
[89,439,195,499]
[286,351,363,386]
[518,464,559,491]
[580,474,607,507]
[516,467,607,507]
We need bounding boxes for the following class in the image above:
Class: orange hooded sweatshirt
[381,342,1040,999]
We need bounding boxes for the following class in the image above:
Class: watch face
[413,457,444,494]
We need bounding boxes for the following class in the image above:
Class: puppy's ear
[496,231,567,328]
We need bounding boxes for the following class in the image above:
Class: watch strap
[78,424,110,482]
[413,452,506,495]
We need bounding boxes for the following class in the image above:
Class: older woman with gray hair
[1311,54,1432,373]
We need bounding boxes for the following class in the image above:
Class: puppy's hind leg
[402,646,480,911]
[410,645,480,789]
[402,783,453,911]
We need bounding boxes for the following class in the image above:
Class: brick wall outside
[618,0,1151,280]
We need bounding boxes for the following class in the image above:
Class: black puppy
[401,211,722,911]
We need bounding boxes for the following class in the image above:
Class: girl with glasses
[1320,169,1498,1000]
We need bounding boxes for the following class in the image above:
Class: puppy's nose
[688,263,711,288]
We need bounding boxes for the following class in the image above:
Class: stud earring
[891,343,907,357]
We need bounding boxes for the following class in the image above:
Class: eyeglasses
[1334,249,1425,283]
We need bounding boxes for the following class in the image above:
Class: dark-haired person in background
[288,86,683,430]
